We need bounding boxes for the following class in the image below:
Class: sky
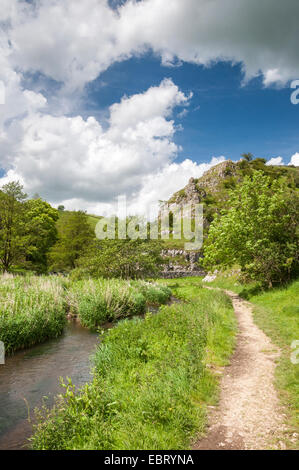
[0,0,299,216]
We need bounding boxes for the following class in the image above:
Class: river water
[0,321,99,450]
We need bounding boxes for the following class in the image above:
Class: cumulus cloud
[0,79,192,207]
[125,156,226,215]
[2,0,299,91]
[1,0,298,216]
[289,153,299,166]
[55,156,227,217]
[266,156,284,166]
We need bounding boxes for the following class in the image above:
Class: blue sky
[0,0,299,214]
[87,55,299,164]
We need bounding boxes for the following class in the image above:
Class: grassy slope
[31,278,236,450]
[206,274,299,437]
[86,214,102,231]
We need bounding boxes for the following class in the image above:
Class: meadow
[30,278,237,450]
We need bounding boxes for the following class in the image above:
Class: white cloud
[289,153,299,166]
[56,156,227,217]
[1,0,298,217]
[266,156,284,166]
[3,0,299,91]
[0,79,191,207]
[125,156,226,216]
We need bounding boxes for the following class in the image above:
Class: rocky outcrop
[161,249,205,278]
[167,160,237,206]
[160,271,205,279]
[198,160,237,192]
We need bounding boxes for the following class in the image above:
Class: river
[0,320,99,450]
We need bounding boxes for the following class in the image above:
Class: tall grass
[30,280,236,450]
[0,274,67,354]
[0,275,171,352]
[67,279,171,329]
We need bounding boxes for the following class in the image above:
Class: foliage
[24,198,59,272]
[30,280,236,450]
[0,274,66,353]
[241,152,253,161]
[48,211,94,272]
[0,182,27,271]
[204,171,299,286]
[74,239,164,279]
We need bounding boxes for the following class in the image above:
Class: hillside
[166,159,299,227]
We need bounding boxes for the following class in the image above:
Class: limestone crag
[161,249,205,278]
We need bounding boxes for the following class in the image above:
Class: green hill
[167,159,299,226]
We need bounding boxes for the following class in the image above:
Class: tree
[48,211,94,272]
[204,171,299,286]
[74,239,164,279]
[0,181,27,271]
[58,205,65,212]
[241,152,253,161]
[24,198,59,272]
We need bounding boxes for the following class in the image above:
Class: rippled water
[0,321,99,450]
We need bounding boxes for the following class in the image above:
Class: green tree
[48,211,94,272]
[241,152,253,162]
[24,198,59,272]
[0,181,27,271]
[204,171,299,286]
[74,239,164,279]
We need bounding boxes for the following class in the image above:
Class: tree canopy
[73,239,164,279]
[204,171,299,286]
[48,211,94,272]
[0,182,27,271]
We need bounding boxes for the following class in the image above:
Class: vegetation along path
[194,289,287,450]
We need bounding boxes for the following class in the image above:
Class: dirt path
[194,289,287,450]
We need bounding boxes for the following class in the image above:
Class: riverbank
[30,278,236,450]
[0,274,171,354]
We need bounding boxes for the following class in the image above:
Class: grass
[250,281,299,437]
[0,274,171,353]
[86,214,103,231]
[30,277,236,450]
[0,274,67,354]
[204,271,299,440]
[67,279,171,330]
